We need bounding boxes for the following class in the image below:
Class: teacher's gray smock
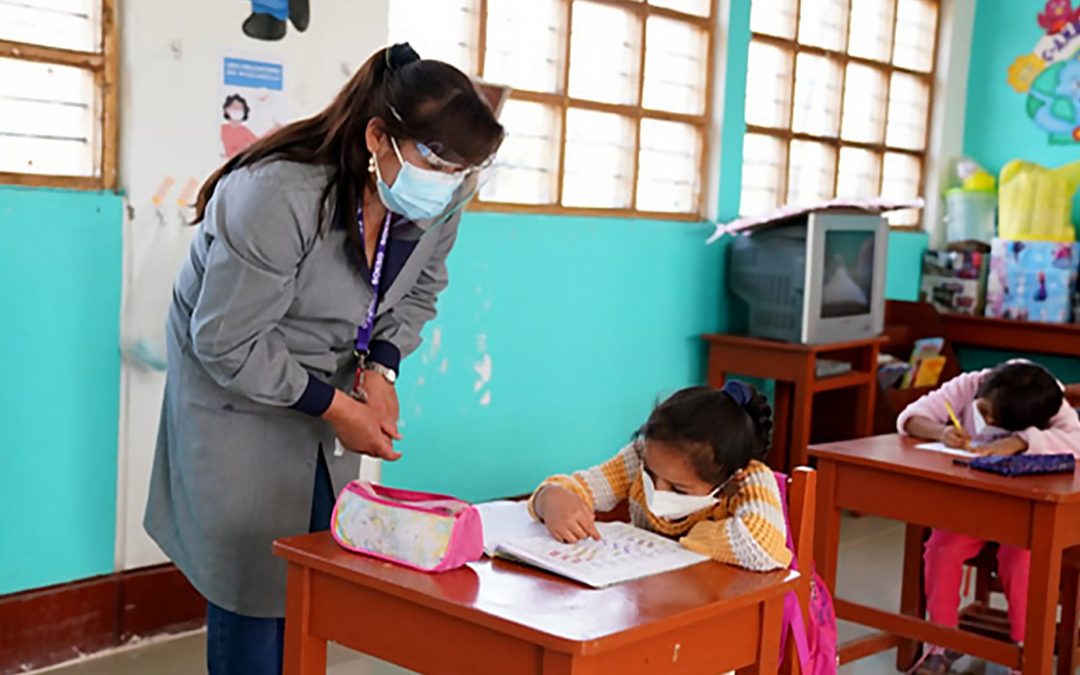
[145,159,467,617]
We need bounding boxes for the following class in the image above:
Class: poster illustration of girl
[220,94,259,159]
[242,0,309,41]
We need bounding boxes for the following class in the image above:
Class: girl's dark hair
[976,361,1063,431]
[223,94,250,121]
[638,384,773,486]
[194,43,504,256]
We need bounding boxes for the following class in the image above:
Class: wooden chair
[927,540,1080,675]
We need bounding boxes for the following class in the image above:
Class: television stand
[702,333,886,471]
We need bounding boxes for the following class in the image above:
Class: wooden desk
[703,333,885,471]
[274,532,799,675]
[810,435,1080,675]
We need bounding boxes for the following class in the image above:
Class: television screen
[821,230,875,318]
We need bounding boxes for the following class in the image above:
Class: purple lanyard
[354,207,392,357]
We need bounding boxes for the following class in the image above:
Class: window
[740,0,939,226]
[390,0,717,219]
[0,0,118,190]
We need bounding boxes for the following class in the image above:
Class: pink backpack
[774,472,839,675]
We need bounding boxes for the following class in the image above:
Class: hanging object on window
[1005,1,1080,145]
[242,0,310,41]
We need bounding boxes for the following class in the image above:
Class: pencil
[944,401,964,434]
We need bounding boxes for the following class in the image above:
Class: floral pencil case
[331,481,484,572]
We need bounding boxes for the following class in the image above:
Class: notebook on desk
[475,501,709,588]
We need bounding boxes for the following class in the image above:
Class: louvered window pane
[893,0,938,73]
[837,147,882,199]
[750,0,798,40]
[886,71,930,150]
[798,0,849,51]
[740,133,787,216]
[636,119,701,213]
[792,53,842,137]
[480,100,561,205]
[745,40,793,129]
[484,0,565,93]
[848,0,895,62]
[642,16,708,115]
[648,0,710,18]
[389,0,479,74]
[569,1,641,105]
[787,140,836,207]
[562,108,635,208]
[0,0,101,53]
[841,63,888,144]
[882,151,922,226]
[0,57,97,176]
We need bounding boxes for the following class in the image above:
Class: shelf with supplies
[938,311,1080,359]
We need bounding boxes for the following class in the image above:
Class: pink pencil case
[330,481,483,572]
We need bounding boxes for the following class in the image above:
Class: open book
[475,501,709,588]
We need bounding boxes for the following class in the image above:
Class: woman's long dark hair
[193,43,504,254]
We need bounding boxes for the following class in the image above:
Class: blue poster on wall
[1007,1,1080,145]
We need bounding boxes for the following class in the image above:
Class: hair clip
[721,380,753,407]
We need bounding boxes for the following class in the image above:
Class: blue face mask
[374,137,464,223]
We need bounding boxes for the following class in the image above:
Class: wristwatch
[363,360,398,385]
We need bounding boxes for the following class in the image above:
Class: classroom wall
[0,187,123,595]
[963,0,1080,228]
[957,0,1080,380]
[116,0,390,572]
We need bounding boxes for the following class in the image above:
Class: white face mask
[642,471,720,521]
[226,109,245,122]
[972,402,986,434]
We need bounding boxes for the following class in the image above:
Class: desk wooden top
[274,532,798,655]
[809,434,1080,504]
[702,333,888,353]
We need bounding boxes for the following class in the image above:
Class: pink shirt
[897,368,1080,456]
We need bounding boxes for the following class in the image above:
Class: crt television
[728,211,889,344]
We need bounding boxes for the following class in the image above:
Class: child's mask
[642,471,721,521]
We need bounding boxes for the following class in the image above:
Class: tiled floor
[36,516,1011,675]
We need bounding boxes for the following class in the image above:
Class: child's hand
[971,436,1028,457]
[536,486,601,543]
[941,426,970,449]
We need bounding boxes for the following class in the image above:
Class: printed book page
[496,521,710,588]
[475,500,549,556]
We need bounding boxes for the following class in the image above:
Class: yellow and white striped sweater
[529,441,792,572]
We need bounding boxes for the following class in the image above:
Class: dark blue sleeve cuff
[368,339,401,374]
[290,374,335,417]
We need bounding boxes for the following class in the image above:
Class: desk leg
[1024,503,1063,675]
[771,382,793,472]
[283,564,327,675]
[789,365,815,470]
[738,596,783,675]
[814,459,841,594]
[897,525,928,670]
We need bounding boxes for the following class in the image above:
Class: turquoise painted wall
[0,186,123,594]
[387,216,724,500]
[959,1,1080,382]
[964,0,1080,227]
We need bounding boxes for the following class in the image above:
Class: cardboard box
[920,249,989,316]
[984,239,1079,323]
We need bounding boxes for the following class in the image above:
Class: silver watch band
[363,360,397,384]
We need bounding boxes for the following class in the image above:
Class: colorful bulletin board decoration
[1007,1,1080,145]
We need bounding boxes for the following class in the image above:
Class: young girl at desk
[529,382,792,572]
[899,360,1080,675]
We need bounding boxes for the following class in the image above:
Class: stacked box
[984,239,1079,323]
[919,249,989,316]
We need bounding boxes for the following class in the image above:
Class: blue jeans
[251,0,288,20]
[206,449,335,675]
